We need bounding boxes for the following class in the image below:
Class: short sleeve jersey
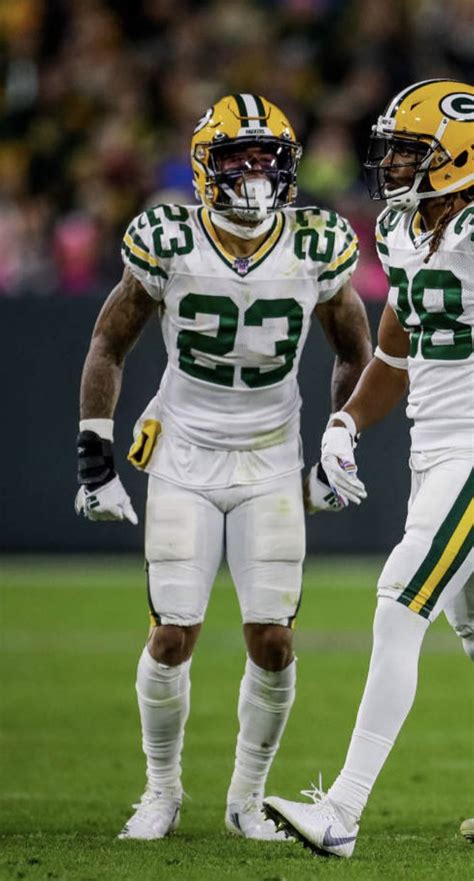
[376,205,474,452]
[122,204,358,450]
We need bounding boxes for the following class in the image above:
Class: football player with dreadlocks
[74,94,371,840]
[264,79,474,857]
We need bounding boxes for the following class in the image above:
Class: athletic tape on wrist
[327,410,357,438]
[79,418,114,441]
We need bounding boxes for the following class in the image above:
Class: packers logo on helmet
[364,79,474,211]
[190,94,302,220]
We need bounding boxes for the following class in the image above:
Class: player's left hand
[304,462,348,513]
[75,475,138,524]
[320,426,367,505]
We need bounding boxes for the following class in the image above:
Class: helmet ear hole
[454,150,468,168]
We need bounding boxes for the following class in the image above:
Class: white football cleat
[118,790,181,840]
[263,783,358,858]
[460,818,474,842]
[226,795,294,841]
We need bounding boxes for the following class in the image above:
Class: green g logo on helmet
[440,92,474,121]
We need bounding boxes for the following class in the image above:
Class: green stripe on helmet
[233,94,250,125]
[253,94,267,123]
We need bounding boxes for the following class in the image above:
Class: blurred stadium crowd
[0,0,472,299]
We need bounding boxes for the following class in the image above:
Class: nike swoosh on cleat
[322,824,357,848]
[230,812,242,832]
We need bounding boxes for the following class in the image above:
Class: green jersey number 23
[177,294,304,387]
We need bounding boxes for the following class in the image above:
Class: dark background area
[1,299,410,553]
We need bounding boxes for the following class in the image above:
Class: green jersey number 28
[177,294,304,387]
[390,266,472,360]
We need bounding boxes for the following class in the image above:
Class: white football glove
[75,475,138,524]
[320,424,367,506]
[304,462,348,513]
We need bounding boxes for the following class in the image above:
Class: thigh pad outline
[251,492,305,563]
[146,495,196,562]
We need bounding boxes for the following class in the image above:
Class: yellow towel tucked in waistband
[127,419,161,469]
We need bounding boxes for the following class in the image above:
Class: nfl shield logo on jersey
[234,256,250,276]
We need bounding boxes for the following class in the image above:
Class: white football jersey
[122,204,358,452]
[376,205,474,453]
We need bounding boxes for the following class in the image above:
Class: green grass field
[1,556,473,881]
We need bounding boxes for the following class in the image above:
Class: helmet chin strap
[385,183,421,213]
[210,210,275,240]
[242,178,271,220]
[385,176,461,213]
[221,177,274,220]
[211,177,276,239]
[384,162,438,212]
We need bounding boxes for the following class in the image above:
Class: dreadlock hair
[424,186,474,264]
[424,195,456,263]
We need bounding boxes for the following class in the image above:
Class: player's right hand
[76,428,138,524]
[304,462,347,513]
[75,475,138,524]
[320,426,367,505]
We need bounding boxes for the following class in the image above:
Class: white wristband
[327,410,357,438]
[79,418,114,441]
[374,345,408,370]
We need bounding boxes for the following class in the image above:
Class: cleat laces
[131,787,187,811]
[300,771,327,804]
[240,793,264,814]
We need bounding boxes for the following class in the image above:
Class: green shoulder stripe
[376,240,389,256]
[127,226,150,253]
[336,231,356,256]
[377,207,401,238]
[454,206,474,237]
[318,247,358,282]
[122,244,169,279]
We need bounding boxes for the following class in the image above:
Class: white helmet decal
[193,107,213,134]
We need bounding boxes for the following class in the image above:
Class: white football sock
[227,656,296,804]
[135,646,191,797]
[328,598,429,826]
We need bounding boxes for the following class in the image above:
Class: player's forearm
[330,319,373,411]
[340,357,409,432]
[330,355,371,412]
[79,336,124,419]
[317,284,372,412]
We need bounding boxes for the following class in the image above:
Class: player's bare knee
[245,623,294,671]
[148,623,201,665]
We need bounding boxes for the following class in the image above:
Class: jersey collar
[408,210,433,248]
[198,207,285,276]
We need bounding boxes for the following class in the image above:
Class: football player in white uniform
[264,79,474,857]
[75,94,371,840]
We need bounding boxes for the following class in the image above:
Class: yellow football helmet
[365,79,474,211]
[191,94,302,220]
